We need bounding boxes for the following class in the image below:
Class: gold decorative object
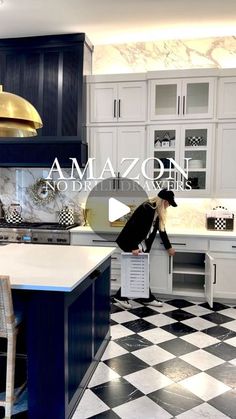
[110,205,135,227]
[0,85,43,137]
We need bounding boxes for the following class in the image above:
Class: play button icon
[108,198,131,222]
[85,177,148,240]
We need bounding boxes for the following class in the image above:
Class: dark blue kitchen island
[0,244,115,419]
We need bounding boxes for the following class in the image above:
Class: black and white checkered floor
[73,298,236,419]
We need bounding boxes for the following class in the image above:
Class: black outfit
[115,201,172,302]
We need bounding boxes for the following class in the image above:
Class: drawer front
[209,239,236,252]
[154,237,208,251]
[71,233,117,247]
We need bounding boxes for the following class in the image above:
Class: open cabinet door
[205,253,215,308]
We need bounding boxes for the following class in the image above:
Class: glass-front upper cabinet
[180,124,213,194]
[147,124,213,196]
[149,78,215,121]
[146,125,181,192]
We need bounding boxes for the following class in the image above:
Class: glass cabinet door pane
[186,171,206,190]
[153,129,177,188]
[155,84,177,116]
[186,83,209,115]
[183,128,208,191]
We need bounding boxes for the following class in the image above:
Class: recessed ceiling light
[0,0,4,5]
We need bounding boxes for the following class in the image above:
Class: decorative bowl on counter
[186,136,204,146]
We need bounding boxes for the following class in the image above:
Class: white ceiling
[0,0,235,45]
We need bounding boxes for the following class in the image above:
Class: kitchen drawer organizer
[121,252,149,298]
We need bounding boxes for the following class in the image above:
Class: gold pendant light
[0,85,43,137]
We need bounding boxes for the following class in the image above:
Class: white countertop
[70,225,236,240]
[0,244,115,292]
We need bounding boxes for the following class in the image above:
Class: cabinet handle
[213,263,217,284]
[117,171,120,189]
[92,239,116,243]
[177,96,180,115]
[183,95,185,115]
[171,242,186,246]
[111,256,118,260]
[113,177,116,189]
[232,246,236,248]
[169,256,172,274]
[114,99,117,117]
[118,99,121,117]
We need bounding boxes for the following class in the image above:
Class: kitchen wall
[1,35,236,224]
[1,167,236,228]
[93,36,236,74]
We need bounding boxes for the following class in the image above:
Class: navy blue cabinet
[0,34,93,167]
[22,257,111,419]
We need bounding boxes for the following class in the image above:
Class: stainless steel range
[0,222,78,245]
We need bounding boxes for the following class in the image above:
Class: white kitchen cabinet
[70,231,121,289]
[217,77,236,119]
[89,81,146,123]
[211,254,236,300]
[149,250,171,294]
[215,124,236,197]
[147,123,214,196]
[171,251,215,308]
[209,239,236,299]
[89,126,146,185]
[149,77,215,121]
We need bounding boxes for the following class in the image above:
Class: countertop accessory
[206,206,234,231]
[187,136,203,146]
[5,203,23,224]
[58,205,74,226]
[27,178,58,206]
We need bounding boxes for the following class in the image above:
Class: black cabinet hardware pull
[114,99,117,117]
[117,171,120,189]
[177,96,180,115]
[169,256,171,274]
[183,95,185,115]
[232,246,236,248]
[118,99,121,117]
[172,242,186,246]
[213,263,217,284]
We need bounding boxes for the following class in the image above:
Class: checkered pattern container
[58,206,74,226]
[121,252,149,298]
[5,210,23,224]
[206,206,234,231]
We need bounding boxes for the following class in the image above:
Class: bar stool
[0,275,19,419]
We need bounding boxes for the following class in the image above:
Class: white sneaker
[143,300,163,307]
[114,298,132,310]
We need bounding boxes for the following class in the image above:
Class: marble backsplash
[93,36,236,74]
[0,167,236,230]
[0,168,87,223]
